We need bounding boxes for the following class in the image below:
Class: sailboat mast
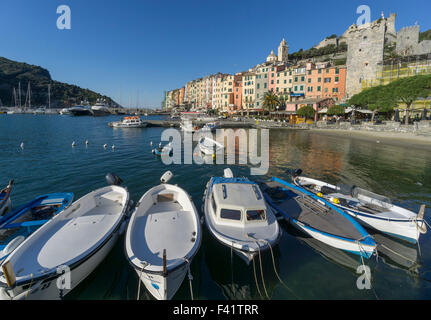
[13,88,17,108]
[48,83,51,109]
[29,82,31,109]
[18,82,21,109]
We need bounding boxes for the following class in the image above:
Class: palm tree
[262,91,279,115]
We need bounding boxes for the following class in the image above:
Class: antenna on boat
[106,173,123,186]
[160,171,173,184]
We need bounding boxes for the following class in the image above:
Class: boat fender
[317,193,323,198]
[160,171,173,184]
[3,236,25,256]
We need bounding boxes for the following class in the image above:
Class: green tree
[348,85,396,121]
[262,91,279,113]
[387,75,431,125]
[327,105,345,116]
[297,105,315,119]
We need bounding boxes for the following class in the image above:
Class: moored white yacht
[91,99,111,116]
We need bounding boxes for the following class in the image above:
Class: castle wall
[345,20,386,98]
[396,26,420,55]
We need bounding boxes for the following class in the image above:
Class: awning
[318,108,328,114]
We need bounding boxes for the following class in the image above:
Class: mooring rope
[252,256,264,300]
[137,262,147,300]
[184,258,194,301]
[258,238,300,300]
[357,242,379,300]
[25,273,34,300]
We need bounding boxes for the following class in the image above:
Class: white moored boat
[109,116,148,128]
[0,174,130,300]
[125,171,201,300]
[293,172,427,244]
[198,137,224,156]
[203,169,281,264]
[180,120,198,133]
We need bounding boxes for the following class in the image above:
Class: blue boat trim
[0,192,74,260]
[271,177,376,248]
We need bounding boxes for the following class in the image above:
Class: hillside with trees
[0,57,119,108]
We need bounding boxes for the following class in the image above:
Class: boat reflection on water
[369,230,421,275]
[202,228,284,300]
[284,220,420,276]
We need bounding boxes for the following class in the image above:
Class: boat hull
[0,228,121,300]
[135,263,188,300]
[294,176,425,244]
[0,198,11,216]
[91,109,111,117]
[341,206,422,244]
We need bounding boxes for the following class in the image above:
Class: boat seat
[157,193,174,203]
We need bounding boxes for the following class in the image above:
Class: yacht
[60,108,71,115]
[33,107,46,115]
[69,105,93,116]
[91,99,111,116]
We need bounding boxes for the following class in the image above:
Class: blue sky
[1,0,430,108]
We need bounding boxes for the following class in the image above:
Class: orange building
[233,74,243,112]
[305,63,346,102]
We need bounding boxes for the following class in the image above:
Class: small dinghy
[0,192,73,262]
[203,169,281,264]
[198,137,224,156]
[293,172,427,244]
[260,177,376,258]
[125,171,201,300]
[152,142,173,156]
[0,181,14,216]
[0,174,129,300]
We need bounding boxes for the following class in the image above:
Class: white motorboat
[152,142,173,157]
[0,174,130,300]
[180,120,198,133]
[201,122,219,132]
[59,108,71,115]
[33,107,45,115]
[203,169,281,264]
[91,100,111,116]
[198,137,224,156]
[293,173,427,244]
[125,171,201,300]
[109,116,148,128]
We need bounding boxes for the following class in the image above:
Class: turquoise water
[0,114,430,300]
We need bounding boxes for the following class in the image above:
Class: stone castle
[341,13,431,98]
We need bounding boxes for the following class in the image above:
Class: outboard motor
[292,169,303,178]
[106,173,123,186]
[338,183,355,196]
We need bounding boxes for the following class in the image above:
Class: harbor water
[0,114,430,300]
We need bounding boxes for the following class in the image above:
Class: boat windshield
[353,187,391,206]
[246,209,266,222]
[220,208,242,221]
